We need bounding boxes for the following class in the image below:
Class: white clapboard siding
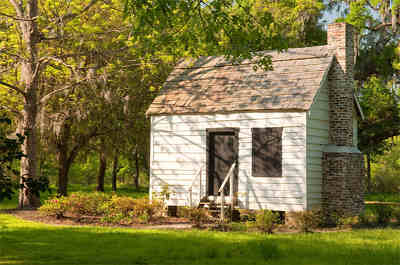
[150,111,307,210]
[243,202,304,212]
[306,81,329,209]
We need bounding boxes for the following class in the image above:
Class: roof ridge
[176,45,330,69]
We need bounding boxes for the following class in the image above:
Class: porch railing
[189,167,202,207]
[218,162,236,220]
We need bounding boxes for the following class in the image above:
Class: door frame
[206,128,239,198]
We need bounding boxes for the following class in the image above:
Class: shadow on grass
[1,215,400,265]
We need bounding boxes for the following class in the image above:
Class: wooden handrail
[218,162,236,193]
[218,162,236,220]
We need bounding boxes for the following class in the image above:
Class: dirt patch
[5,209,193,230]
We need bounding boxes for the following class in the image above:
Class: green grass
[0,184,148,210]
[365,192,400,203]
[0,214,399,265]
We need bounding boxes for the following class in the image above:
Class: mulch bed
[3,209,193,230]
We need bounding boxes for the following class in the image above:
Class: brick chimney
[327,23,355,146]
[321,23,364,220]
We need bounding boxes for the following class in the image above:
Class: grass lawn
[0,184,148,210]
[365,192,400,203]
[0,214,399,265]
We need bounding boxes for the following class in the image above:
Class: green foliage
[67,192,111,217]
[254,0,326,48]
[358,77,400,157]
[0,117,23,202]
[38,197,68,219]
[392,206,400,225]
[337,216,359,229]
[358,208,378,225]
[124,0,287,70]
[374,205,393,226]
[39,193,164,224]
[291,209,322,232]
[255,210,279,234]
[370,138,400,192]
[365,192,400,203]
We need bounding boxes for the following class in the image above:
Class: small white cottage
[147,23,365,216]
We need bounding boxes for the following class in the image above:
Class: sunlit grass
[365,192,400,203]
[0,214,400,265]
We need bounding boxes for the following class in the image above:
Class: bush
[99,195,137,224]
[67,192,110,217]
[337,216,359,229]
[255,210,279,234]
[40,193,164,225]
[359,208,377,226]
[181,207,209,228]
[132,198,164,222]
[291,209,322,232]
[374,205,393,226]
[39,197,68,219]
[392,206,400,225]
[371,142,400,193]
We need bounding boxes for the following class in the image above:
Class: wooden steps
[198,199,240,220]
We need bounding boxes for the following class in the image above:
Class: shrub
[337,216,359,229]
[255,210,279,234]
[99,195,137,224]
[371,142,400,192]
[39,197,68,219]
[374,205,393,226]
[392,206,400,225]
[291,209,322,232]
[40,193,165,225]
[358,208,377,226]
[182,207,209,228]
[132,198,164,222]
[67,192,110,217]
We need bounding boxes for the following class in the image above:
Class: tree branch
[0,80,26,97]
[8,0,23,18]
[57,0,99,24]
[0,11,37,21]
[39,79,87,105]
[0,105,22,117]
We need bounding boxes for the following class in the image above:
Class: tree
[329,1,400,189]
[0,0,102,208]
[1,0,293,204]
[254,0,326,48]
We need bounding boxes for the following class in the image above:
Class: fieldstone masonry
[322,23,364,217]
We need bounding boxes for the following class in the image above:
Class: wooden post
[199,169,202,203]
[189,188,192,207]
[230,170,233,207]
[220,191,225,221]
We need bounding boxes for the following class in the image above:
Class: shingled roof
[146,45,333,116]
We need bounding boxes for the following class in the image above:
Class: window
[252,127,283,177]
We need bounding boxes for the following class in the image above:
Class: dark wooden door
[208,130,238,196]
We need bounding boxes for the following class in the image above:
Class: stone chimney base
[322,151,364,220]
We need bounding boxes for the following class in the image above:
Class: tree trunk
[57,150,72,196]
[96,151,107,192]
[134,150,139,189]
[112,152,119,191]
[18,0,41,209]
[19,106,40,208]
[367,153,372,192]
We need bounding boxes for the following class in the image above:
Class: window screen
[252,127,283,177]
